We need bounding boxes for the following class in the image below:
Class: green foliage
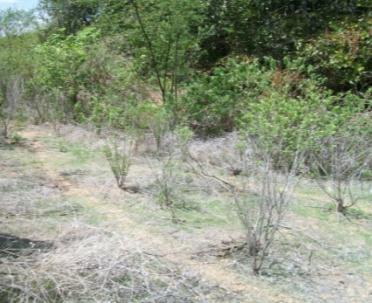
[39,0,100,34]
[241,73,371,167]
[8,133,24,145]
[182,56,370,169]
[298,18,371,91]
[2,0,371,147]
[0,9,38,134]
[30,27,143,127]
[94,0,206,116]
[175,126,193,147]
[198,0,369,65]
[30,27,98,119]
[182,56,329,135]
[182,57,256,134]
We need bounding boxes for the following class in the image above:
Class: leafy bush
[30,27,99,121]
[298,18,371,92]
[183,57,333,139]
[182,57,266,134]
[30,27,144,129]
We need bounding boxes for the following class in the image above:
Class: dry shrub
[187,133,251,184]
[232,137,304,275]
[187,135,303,275]
[152,157,190,222]
[104,136,136,191]
[0,226,221,303]
[310,133,372,214]
[151,128,195,222]
[234,160,300,274]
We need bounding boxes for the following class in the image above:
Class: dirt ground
[0,124,371,302]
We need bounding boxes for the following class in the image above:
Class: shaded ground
[0,233,52,258]
[0,124,371,302]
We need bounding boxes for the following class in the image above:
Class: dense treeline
[0,0,371,138]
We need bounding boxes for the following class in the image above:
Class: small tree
[129,0,204,119]
[152,127,194,222]
[153,157,180,222]
[104,136,136,191]
[310,131,371,214]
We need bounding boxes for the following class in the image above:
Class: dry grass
[1,124,371,303]
[1,224,228,303]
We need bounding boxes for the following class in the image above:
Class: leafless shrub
[310,134,372,214]
[151,128,195,222]
[153,157,188,222]
[235,144,302,275]
[104,136,136,191]
[0,228,218,303]
[187,136,303,275]
[148,110,170,154]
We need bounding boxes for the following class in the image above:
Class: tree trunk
[248,231,259,257]
[336,199,346,214]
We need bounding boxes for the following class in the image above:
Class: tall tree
[128,0,205,115]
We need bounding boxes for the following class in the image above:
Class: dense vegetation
[1,0,371,295]
[1,0,371,134]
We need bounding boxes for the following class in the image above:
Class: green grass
[291,201,331,221]
[176,197,238,229]
[40,137,102,171]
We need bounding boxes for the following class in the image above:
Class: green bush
[182,57,265,134]
[30,27,145,129]
[242,86,371,168]
[298,18,371,92]
[182,56,331,135]
[182,56,371,169]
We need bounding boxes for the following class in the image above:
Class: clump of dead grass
[0,224,225,303]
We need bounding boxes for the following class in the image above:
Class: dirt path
[19,127,302,303]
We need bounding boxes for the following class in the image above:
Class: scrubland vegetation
[0,1,371,302]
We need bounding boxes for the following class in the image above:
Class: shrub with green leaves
[182,57,264,134]
[30,27,98,120]
[30,27,142,128]
[298,18,371,92]
[183,56,333,137]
